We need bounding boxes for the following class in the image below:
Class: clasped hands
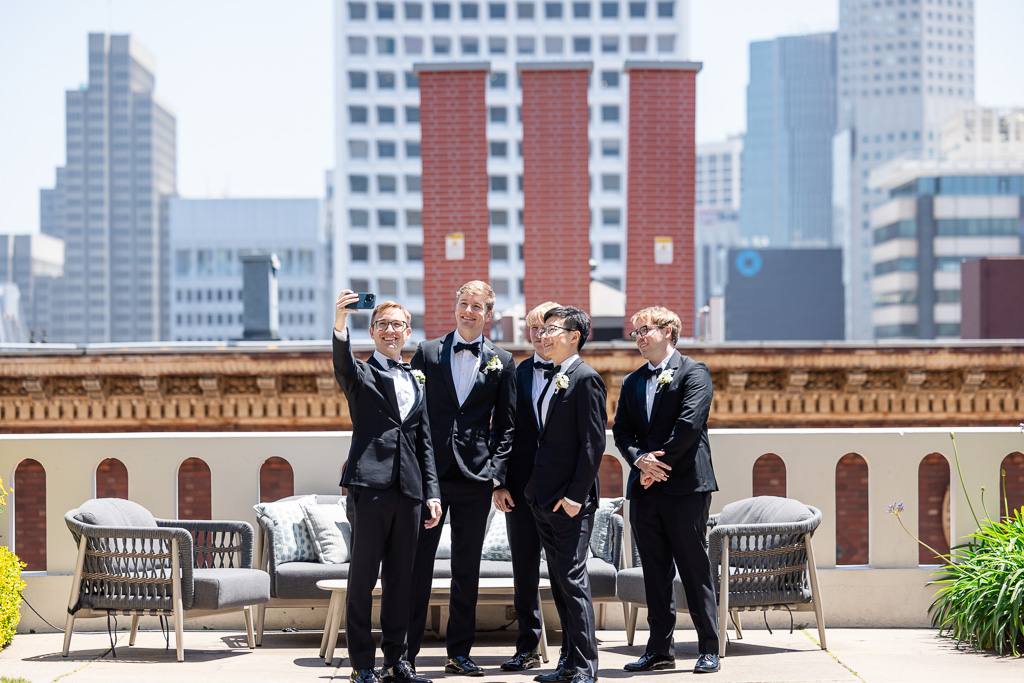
[638,451,672,489]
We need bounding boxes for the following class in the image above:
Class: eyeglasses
[628,325,663,341]
[537,324,572,338]
[373,320,409,332]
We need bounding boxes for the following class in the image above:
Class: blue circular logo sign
[735,249,763,277]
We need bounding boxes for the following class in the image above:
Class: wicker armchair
[708,496,826,657]
[63,498,270,661]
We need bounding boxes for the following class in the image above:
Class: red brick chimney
[416,63,491,339]
[520,62,592,315]
[623,61,702,339]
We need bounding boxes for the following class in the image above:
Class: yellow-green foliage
[0,545,26,649]
[0,476,26,649]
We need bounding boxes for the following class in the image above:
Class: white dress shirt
[645,353,674,419]
[531,354,555,409]
[450,331,483,406]
[535,354,579,428]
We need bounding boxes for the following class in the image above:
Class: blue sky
[1,0,1021,235]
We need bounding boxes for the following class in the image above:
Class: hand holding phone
[345,292,376,310]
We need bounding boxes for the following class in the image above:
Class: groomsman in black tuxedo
[333,292,443,683]
[406,281,517,676]
[491,301,570,673]
[524,306,607,683]
[612,306,720,674]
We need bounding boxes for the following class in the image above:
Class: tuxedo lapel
[367,355,402,422]
[647,351,681,429]
[538,361,581,440]
[466,338,495,401]
[438,333,459,405]
[635,366,650,433]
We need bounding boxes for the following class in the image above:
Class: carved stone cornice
[2,342,1023,432]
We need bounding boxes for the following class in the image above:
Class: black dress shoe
[501,650,542,671]
[534,663,574,683]
[382,659,433,683]
[445,655,484,676]
[623,651,676,672]
[351,668,382,683]
[693,653,720,673]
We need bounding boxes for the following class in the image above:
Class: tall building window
[378,245,398,262]
[376,37,396,55]
[404,36,424,54]
[378,2,396,19]
[350,209,370,228]
[656,0,672,17]
[350,140,369,158]
[490,72,508,88]
[628,1,645,18]
[349,71,368,89]
[601,105,620,122]
[517,2,535,19]
[545,36,565,54]
[377,141,397,158]
[600,1,618,18]
[433,2,452,18]
[574,36,591,53]
[573,2,590,18]
[489,37,508,54]
[489,106,508,123]
[405,2,424,19]
[489,3,507,18]
[378,106,396,124]
[350,245,369,262]
[349,3,368,19]
[461,2,479,18]
[601,36,619,53]
[629,35,647,52]
[348,37,368,55]
[378,210,398,228]
[406,244,423,261]
[600,70,619,88]
[434,37,452,55]
[405,71,419,88]
[378,175,398,193]
[545,2,563,18]
[517,36,536,54]
[377,71,396,89]
[350,175,369,193]
[462,37,480,54]
[405,106,420,123]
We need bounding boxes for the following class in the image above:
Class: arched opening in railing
[14,459,46,571]
[599,454,625,498]
[259,457,294,503]
[752,453,786,498]
[835,452,869,565]
[177,457,212,520]
[1000,451,1024,520]
[95,458,129,499]
[917,453,950,564]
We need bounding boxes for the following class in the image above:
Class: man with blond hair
[613,306,720,674]
[333,291,442,683]
[491,301,570,674]
[406,281,517,676]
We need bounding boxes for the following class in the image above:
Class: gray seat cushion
[718,496,813,526]
[192,568,270,611]
[274,561,350,599]
[74,498,157,528]
[540,558,617,599]
[430,559,514,579]
[615,566,688,608]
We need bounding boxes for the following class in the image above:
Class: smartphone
[345,292,376,310]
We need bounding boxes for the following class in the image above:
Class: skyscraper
[740,32,837,247]
[333,0,690,339]
[835,0,974,340]
[41,33,176,343]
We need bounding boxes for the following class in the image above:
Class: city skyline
[4,0,1022,236]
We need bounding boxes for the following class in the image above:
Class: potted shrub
[0,475,27,650]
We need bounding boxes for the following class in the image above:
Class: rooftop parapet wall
[1,342,1023,433]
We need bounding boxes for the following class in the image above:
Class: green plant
[889,430,1024,656]
[0,476,27,650]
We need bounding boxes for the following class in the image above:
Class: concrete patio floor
[3,626,1024,683]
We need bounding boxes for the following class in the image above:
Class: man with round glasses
[613,307,720,674]
[406,281,517,677]
[333,291,442,683]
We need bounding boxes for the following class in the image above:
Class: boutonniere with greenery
[483,356,503,373]
[411,370,426,385]
[656,368,675,393]
[553,372,570,392]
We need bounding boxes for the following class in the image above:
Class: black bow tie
[535,361,555,372]
[454,341,480,356]
[543,367,560,381]
[641,365,663,380]
[387,358,412,372]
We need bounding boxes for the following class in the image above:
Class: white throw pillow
[253,495,318,564]
[480,514,512,561]
[301,501,352,564]
[435,523,453,559]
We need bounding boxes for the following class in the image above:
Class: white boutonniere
[656,368,674,393]
[411,370,426,385]
[483,356,503,373]
[553,372,570,392]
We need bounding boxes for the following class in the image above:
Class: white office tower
[0,234,65,342]
[168,198,331,342]
[834,0,974,340]
[40,34,177,343]
[694,135,742,316]
[334,0,690,339]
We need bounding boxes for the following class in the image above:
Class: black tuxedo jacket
[491,356,541,498]
[612,350,717,499]
[333,335,440,501]
[411,332,516,482]
[524,359,607,514]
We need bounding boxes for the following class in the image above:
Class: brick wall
[14,459,46,571]
[752,453,787,498]
[96,458,129,499]
[835,453,869,565]
[918,453,950,563]
[418,65,491,339]
[259,457,294,503]
[623,62,700,338]
[177,457,212,520]
[599,453,623,499]
[520,64,591,313]
[1001,451,1024,519]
